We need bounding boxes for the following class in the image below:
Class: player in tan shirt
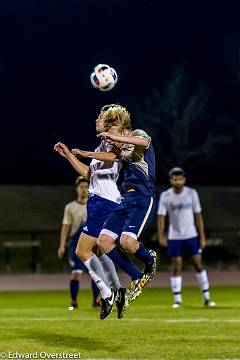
[58,176,100,310]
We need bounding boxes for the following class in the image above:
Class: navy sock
[134,243,153,266]
[91,279,100,302]
[70,279,79,304]
[107,246,142,281]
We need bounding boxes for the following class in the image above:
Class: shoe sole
[100,305,114,320]
[116,290,129,318]
[128,288,142,302]
[128,273,153,302]
[129,252,158,303]
[146,250,158,279]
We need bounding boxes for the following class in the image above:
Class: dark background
[1,0,240,185]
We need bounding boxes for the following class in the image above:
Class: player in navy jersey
[157,167,216,308]
[88,120,158,301]
[58,176,100,309]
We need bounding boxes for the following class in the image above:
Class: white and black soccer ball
[90,64,118,91]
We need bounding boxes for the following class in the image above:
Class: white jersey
[89,139,122,204]
[157,186,202,240]
[62,200,87,237]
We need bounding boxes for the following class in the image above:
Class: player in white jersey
[58,176,100,310]
[54,104,145,319]
[157,167,216,308]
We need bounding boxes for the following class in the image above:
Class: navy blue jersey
[120,129,156,196]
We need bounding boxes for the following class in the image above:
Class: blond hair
[101,104,132,132]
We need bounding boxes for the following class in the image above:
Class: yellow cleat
[128,273,150,302]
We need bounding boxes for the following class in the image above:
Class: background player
[157,167,216,308]
[58,176,100,309]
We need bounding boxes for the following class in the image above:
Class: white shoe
[172,302,182,309]
[205,300,216,307]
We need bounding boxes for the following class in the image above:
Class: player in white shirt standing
[157,167,216,308]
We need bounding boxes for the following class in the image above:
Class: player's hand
[58,246,65,258]
[200,236,207,249]
[54,142,71,158]
[71,149,89,158]
[159,234,168,247]
[98,132,119,142]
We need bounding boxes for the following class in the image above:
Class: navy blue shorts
[82,194,120,238]
[100,191,155,240]
[69,238,85,273]
[167,236,202,257]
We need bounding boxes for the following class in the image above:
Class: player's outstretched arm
[99,132,149,148]
[54,142,89,177]
[71,148,119,162]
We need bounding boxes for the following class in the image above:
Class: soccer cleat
[172,302,182,309]
[144,250,158,279]
[68,302,78,311]
[116,287,128,319]
[204,300,216,307]
[100,289,116,320]
[128,273,150,302]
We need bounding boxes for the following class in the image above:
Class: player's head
[95,104,115,132]
[101,104,132,133]
[169,167,186,192]
[75,176,89,199]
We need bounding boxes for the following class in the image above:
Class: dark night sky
[1,0,240,184]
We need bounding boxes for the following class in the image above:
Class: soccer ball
[90,64,118,91]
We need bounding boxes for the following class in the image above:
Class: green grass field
[0,286,239,360]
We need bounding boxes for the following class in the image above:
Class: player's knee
[172,260,182,275]
[75,248,80,258]
[97,235,113,253]
[192,256,203,272]
[120,236,138,253]
[75,248,86,262]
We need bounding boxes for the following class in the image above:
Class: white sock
[84,254,111,299]
[196,270,210,301]
[99,254,121,290]
[170,276,182,304]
